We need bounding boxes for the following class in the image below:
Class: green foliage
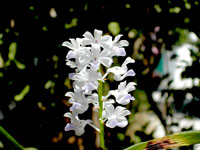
[14,85,30,101]
[125,131,200,150]
[108,22,121,36]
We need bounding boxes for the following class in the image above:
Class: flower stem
[0,125,24,150]
[98,76,105,149]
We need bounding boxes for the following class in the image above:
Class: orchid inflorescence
[63,29,136,136]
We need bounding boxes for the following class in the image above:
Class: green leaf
[14,85,30,101]
[169,7,181,14]
[24,147,38,150]
[108,22,121,36]
[44,80,55,89]
[15,60,26,69]
[124,130,200,150]
[64,18,78,29]
[0,52,4,68]
[8,42,17,60]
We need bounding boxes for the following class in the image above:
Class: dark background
[1,0,200,149]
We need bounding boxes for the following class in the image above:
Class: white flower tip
[126,57,135,63]
[119,48,126,56]
[64,112,71,117]
[127,70,136,77]
[62,41,68,47]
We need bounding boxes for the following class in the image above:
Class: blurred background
[0,0,200,150]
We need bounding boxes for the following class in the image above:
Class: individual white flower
[102,104,131,128]
[103,57,136,81]
[108,34,129,57]
[64,112,92,136]
[69,67,102,94]
[62,38,91,70]
[79,44,113,70]
[65,88,89,114]
[62,38,83,51]
[66,58,88,71]
[87,93,115,112]
[106,81,136,105]
[81,29,111,49]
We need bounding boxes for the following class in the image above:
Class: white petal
[65,92,74,97]
[64,112,72,118]
[117,95,131,105]
[66,51,77,59]
[118,81,127,91]
[65,123,75,131]
[75,128,85,136]
[122,57,135,67]
[113,48,126,57]
[62,41,74,49]
[116,118,128,128]
[94,29,102,40]
[114,69,135,81]
[126,69,136,77]
[125,82,136,92]
[83,31,94,41]
[118,40,129,47]
[106,120,118,128]
[81,38,91,46]
[69,73,76,80]
[66,60,76,68]
[119,109,131,117]
[113,70,135,81]
[114,34,123,43]
[104,104,114,118]
[99,57,113,68]
[70,38,79,48]
[115,106,126,114]
[100,35,111,42]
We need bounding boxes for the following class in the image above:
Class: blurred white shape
[152,91,161,102]
[193,119,200,130]
[194,78,200,86]
[158,43,198,90]
[171,125,181,133]
[179,118,193,129]
[184,93,193,105]
[189,32,199,43]
[194,144,200,150]
[8,100,16,110]
[50,8,57,18]
[153,125,165,138]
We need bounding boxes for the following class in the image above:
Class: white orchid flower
[108,34,129,57]
[81,29,111,49]
[62,38,83,51]
[63,29,136,136]
[69,67,102,94]
[87,93,115,112]
[79,44,113,70]
[65,88,89,114]
[102,104,131,128]
[106,81,136,105]
[103,57,136,81]
[64,112,92,136]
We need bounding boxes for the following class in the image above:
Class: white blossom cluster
[63,29,136,136]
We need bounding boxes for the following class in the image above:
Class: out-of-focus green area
[0,0,200,150]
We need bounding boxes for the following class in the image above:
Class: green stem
[0,125,24,150]
[98,73,105,149]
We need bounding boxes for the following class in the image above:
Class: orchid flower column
[63,29,136,149]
